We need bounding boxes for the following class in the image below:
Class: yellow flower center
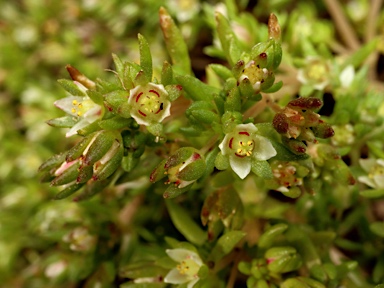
[176,259,200,277]
[229,131,255,158]
[70,99,95,117]
[135,89,164,117]
[306,62,328,83]
[368,163,384,180]
[240,61,268,89]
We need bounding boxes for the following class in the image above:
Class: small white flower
[238,60,269,92]
[164,248,203,288]
[167,0,200,22]
[128,83,171,126]
[297,57,330,90]
[219,124,277,179]
[358,158,384,189]
[54,82,103,137]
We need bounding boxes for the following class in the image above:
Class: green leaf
[175,75,219,101]
[98,116,133,130]
[161,61,174,86]
[159,7,192,75]
[271,141,309,161]
[216,12,239,66]
[258,223,288,249]
[138,33,153,82]
[209,64,233,80]
[251,160,273,179]
[53,183,84,200]
[210,231,245,262]
[86,90,104,105]
[263,80,283,93]
[370,222,384,237]
[360,189,384,198]
[165,200,206,245]
[343,38,379,69]
[46,116,78,128]
[112,53,124,76]
[163,183,193,199]
[58,79,86,96]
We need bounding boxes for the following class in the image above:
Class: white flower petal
[359,158,376,173]
[54,96,83,115]
[218,134,231,155]
[157,100,171,122]
[65,119,90,137]
[229,154,251,179]
[340,65,355,88]
[83,105,102,119]
[166,248,196,263]
[358,176,376,188]
[164,268,189,284]
[236,123,258,133]
[253,135,277,161]
[187,277,200,288]
[373,174,384,189]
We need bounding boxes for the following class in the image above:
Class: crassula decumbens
[37,7,364,288]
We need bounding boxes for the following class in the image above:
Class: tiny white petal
[373,174,384,188]
[219,134,231,155]
[164,268,189,284]
[236,123,258,133]
[54,96,83,115]
[340,65,355,88]
[253,135,277,161]
[166,248,198,263]
[229,154,251,179]
[359,158,376,173]
[65,119,90,137]
[358,176,376,188]
[187,277,200,288]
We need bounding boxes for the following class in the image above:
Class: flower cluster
[273,97,334,154]
[269,161,309,198]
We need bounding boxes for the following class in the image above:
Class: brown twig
[323,0,360,51]
[365,0,383,80]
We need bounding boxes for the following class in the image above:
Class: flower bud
[150,147,205,189]
[265,246,302,273]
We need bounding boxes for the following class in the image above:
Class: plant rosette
[218,123,277,179]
